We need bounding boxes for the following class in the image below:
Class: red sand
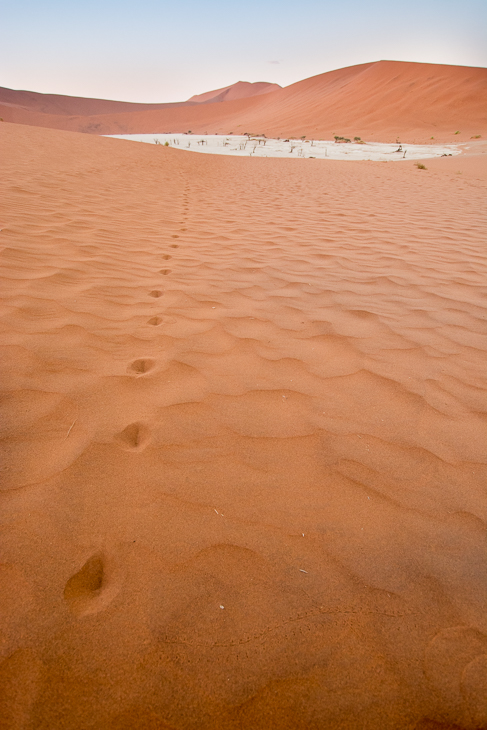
[0,121,486,730]
[188,81,281,104]
[0,80,279,120]
[1,61,486,143]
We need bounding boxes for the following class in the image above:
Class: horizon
[2,0,487,104]
[3,58,486,106]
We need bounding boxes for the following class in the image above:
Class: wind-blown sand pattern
[0,122,486,729]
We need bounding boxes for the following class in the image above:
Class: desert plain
[0,61,487,730]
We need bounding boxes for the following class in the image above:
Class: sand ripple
[0,124,486,729]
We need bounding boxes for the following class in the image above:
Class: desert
[0,56,487,730]
[1,61,486,143]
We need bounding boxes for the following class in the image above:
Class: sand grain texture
[0,122,486,730]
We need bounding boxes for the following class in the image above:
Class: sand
[0,121,486,730]
[1,60,486,143]
[0,81,279,123]
[187,81,281,104]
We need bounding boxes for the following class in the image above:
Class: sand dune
[0,121,486,729]
[0,80,279,119]
[1,61,486,142]
[0,85,194,116]
[188,81,281,103]
[236,59,487,142]
[0,80,272,136]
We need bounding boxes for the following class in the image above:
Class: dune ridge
[0,121,486,728]
[0,86,192,116]
[187,81,281,103]
[1,60,486,142]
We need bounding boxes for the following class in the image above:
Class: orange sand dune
[188,81,281,103]
[0,80,278,132]
[0,121,486,730]
[237,59,487,142]
[0,85,193,116]
[0,80,279,120]
[1,60,486,142]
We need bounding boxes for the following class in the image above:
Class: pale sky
[1,0,486,102]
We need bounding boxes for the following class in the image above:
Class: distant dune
[1,60,486,142]
[188,80,281,104]
[0,86,193,117]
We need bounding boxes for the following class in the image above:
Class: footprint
[159,269,171,276]
[162,254,172,260]
[115,422,150,451]
[171,235,179,239]
[127,358,155,376]
[65,554,103,597]
[148,316,163,326]
[169,244,179,249]
[64,553,122,617]
[149,290,163,298]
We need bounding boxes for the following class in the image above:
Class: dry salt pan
[105,133,461,161]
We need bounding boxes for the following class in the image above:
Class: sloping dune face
[1,61,486,142]
[0,123,486,730]
[0,85,194,116]
[235,59,487,141]
[0,80,280,119]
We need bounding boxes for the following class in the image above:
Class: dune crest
[188,80,281,103]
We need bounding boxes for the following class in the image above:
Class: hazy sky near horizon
[2,0,486,102]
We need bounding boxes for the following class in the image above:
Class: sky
[1,0,486,103]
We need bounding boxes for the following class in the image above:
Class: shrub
[415,162,427,170]
[471,134,481,139]
[354,136,361,142]
[454,130,460,135]
[164,141,169,146]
